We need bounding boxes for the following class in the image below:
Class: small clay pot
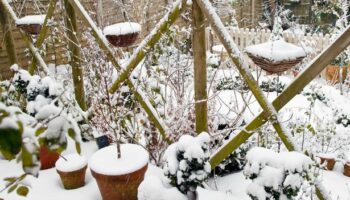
[344,163,350,177]
[326,65,348,84]
[319,157,336,170]
[91,164,148,200]
[40,146,60,170]
[57,165,87,190]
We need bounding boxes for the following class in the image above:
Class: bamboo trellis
[2,0,350,199]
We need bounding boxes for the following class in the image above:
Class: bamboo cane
[63,0,87,111]
[29,0,58,75]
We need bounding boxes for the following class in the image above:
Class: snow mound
[55,153,87,172]
[16,15,46,25]
[197,187,240,200]
[103,22,141,36]
[138,175,187,200]
[245,39,306,62]
[89,144,149,176]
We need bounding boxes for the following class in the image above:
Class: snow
[16,15,46,25]
[245,147,312,173]
[0,141,349,199]
[197,187,240,200]
[212,44,227,53]
[245,39,306,62]
[138,166,187,200]
[103,22,141,36]
[89,144,149,176]
[55,154,87,172]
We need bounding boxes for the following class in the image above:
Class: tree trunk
[63,0,87,111]
[192,0,208,134]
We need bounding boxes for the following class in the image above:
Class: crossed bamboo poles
[2,0,350,199]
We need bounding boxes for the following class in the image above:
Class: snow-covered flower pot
[325,65,348,84]
[55,154,87,190]
[344,162,350,177]
[103,22,141,47]
[40,145,60,170]
[16,15,45,35]
[318,153,336,170]
[89,144,149,200]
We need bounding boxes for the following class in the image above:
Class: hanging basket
[245,39,306,74]
[16,15,45,35]
[246,53,305,74]
[103,22,141,47]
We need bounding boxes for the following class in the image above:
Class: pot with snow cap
[318,154,336,170]
[40,145,60,170]
[89,144,149,200]
[55,154,87,190]
[103,22,141,47]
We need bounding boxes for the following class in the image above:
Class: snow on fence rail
[206,27,332,53]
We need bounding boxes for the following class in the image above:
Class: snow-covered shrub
[163,133,211,195]
[9,68,82,154]
[260,77,285,93]
[211,130,251,176]
[213,142,250,176]
[244,147,312,200]
[216,76,249,91]
[335,112,350,127]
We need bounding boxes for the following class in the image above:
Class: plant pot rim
[89,144,149,176]
[57,165,87,174]
[55,154,87,173]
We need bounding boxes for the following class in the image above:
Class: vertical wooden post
[192,0,208,133]
[0,2,17,68]
[63,0,87,111]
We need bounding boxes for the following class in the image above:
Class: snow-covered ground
[1,141,350,200]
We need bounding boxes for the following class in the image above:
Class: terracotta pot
[39,146,60,170]
[91,164,148,200]
[57,165,87,189]
[344,163,350,177]
[326,65,348,84]
[319,157,336,170]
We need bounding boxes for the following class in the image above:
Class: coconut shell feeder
[16,15,46,35]
[245,39,306,75]
[103,22,141,47]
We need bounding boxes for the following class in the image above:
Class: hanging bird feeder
[16,15,45,35]
[103,22,141,47]
[245,39,306,74]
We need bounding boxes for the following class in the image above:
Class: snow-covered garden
[1,0,350,200]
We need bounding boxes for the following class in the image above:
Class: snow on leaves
[163,132,211,195]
